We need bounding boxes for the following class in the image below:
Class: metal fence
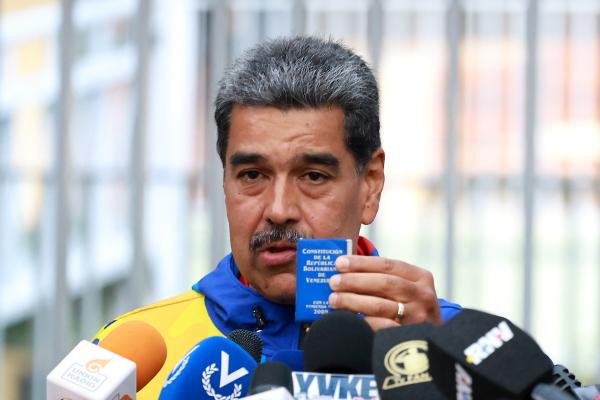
[1,0,600,398]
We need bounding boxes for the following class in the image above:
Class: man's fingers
[329,292,399,321]
[329,291,439,325]
[335,255,427,282]
[329,272,417,301]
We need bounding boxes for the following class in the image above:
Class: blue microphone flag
[159,336,257,399]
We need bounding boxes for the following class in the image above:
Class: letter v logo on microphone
[219,351,249,388]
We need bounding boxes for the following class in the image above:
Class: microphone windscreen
[372,323,445,399]
[271,350,305,372]
[302,310,373,374]
[248,361,293,395]
[99,320,167,391]
[428,308,553,399]
[159,336,257,399]
[228,329,263,363]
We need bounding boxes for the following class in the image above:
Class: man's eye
[305,172,328,182]
[240,170,262,180]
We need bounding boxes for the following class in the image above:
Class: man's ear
[360,148,385,225]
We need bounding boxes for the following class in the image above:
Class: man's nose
[265,177,300,225]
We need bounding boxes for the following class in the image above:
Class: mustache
[249,225,311,253]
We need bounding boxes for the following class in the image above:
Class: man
[93,36,461,398]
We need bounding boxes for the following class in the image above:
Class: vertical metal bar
[596,8,600,387]
[80,176,101,339]
[444,0,461,300]
[292,0,306,35]
[0,1,5,397]
[31,0,75,398]
[128,0,152,309]
[206,0,230,269]
[52,0,74,369]
[367,0,383,245]
[523,0,539,333]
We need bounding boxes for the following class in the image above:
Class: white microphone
[47,320,167,400]
[46,340,136,400]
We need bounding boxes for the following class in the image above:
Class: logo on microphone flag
[202,351,248,400]
[463,320,514,365]
[62,358,112,392]
[382,340,432,390]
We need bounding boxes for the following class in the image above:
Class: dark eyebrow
[300,152,340,171]
[229,152,267,167]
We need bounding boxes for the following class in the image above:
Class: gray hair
[214,36,380,172]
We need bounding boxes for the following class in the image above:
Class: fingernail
[336,256,349,271]
[329,274,341,289]
[329,293,338,307]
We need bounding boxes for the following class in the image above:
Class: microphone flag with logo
[46,340,136,400]
[159,336,258,400]
[47,320,167,399]
[295,310,378,399]
[427,308,553,399]
[371,323,445,399]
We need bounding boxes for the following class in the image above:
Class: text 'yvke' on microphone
[296,310,378,400]
[427,308,554,399]
[158,330,262,399]
[47,320,167,399]
[241,361,295,399]
[372,323,446,399]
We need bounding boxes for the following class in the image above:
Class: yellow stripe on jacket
[92,290,223,400]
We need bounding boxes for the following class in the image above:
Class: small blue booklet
[295,238,352,322]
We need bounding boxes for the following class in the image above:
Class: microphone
[427,308,553,399]
[158,333,259,399]
[228,329,263,363]
[98,320,167,391]
[47,320,167,399]
[371,323,445,399]
[302,310,373,374]
[248,361,294,395]
[294,310,378,399]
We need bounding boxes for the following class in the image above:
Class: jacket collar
[192,254,300,355]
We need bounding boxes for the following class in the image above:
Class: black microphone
[228,329,263,363]
[302,310,374,374]
[248,361,294,395]
[372,323,446,399]
[295,310,378,399]
[427,308,553,399]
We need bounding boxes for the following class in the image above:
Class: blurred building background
[1,0,599,398]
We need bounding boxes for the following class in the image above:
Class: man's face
[223,105,383,304]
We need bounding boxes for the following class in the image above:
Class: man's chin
[267,293,295,305]
[252,274,296,305]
